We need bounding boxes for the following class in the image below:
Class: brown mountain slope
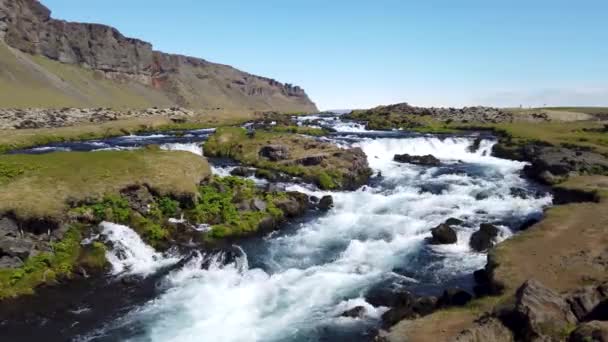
[0,0,317,112]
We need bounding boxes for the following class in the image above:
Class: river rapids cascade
[18,116,552,342]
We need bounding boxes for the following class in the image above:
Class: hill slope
[0,0,317,112]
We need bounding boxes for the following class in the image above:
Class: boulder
[257,216,277,233]
[274,192,308,217]
[121,186,155,215]
[318,195,334,211]
[513,280,577,341]
[252,198,267,212]
[567,283,608,321]
[340,306,366,318]
[259,145,290,161]
[0,255,23,268]
[439,288,473,307]
[393,154,441,166]
[0,236,34,260]
[470,223,500,252]
[467,137,483,153]
[430,223,457,244]
[295,154,326,166]
[456,315,514,342]
[0,217,19,237]
[569,321,608,342]
[230,167,255,177]
[444,217,464,226]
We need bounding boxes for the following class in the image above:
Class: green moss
[0,225,83,299]
[157,197,180,217]
[204,127,370,190]
[269,125,328,136]
[79,241,108,269]
[317,171,338,190]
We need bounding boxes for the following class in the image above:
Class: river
[6,114,552,342]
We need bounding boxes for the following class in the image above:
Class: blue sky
[44,0,608,110]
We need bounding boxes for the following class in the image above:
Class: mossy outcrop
[203,127,372,190]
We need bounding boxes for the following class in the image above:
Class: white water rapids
[88,134,552,342]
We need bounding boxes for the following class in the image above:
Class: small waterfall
[160,142,204,156]
[99,222,180,277]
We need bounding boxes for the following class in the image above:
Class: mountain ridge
[0,0,317,112]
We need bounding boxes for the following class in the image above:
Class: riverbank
[345,108,608,341]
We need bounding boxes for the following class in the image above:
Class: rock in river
[259,145,290,161]
[469,223,500,252]
[393,154,441,166]
[430,223,458,244]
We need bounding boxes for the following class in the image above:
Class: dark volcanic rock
[513,280,577,341]
[121,185,155,215]
[259,145,290,161]
[455,315,514,342]
[470,223,500,252]
[340,306,366,318]
[569,321,608,342]
[274,192,308,217]
[394,154,441,166]
[567,283,608,321]
[317,195,334,211]
[230,167,255,177]
[295,155,326,166]
[430,223,457,244]
[439,288,473,307]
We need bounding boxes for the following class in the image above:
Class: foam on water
[99,222,180,277]
[92,135,552,342]
[160,142,204,156]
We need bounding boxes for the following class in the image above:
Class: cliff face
[0,0,317,112]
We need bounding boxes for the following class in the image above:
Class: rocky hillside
[0,0,317,112]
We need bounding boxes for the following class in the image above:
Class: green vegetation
[0,225,84,299]
[268,125,328,136]
[0,149,210,221]
[187,176,287,239]
[204,127,370,190]
[346,110,459,133]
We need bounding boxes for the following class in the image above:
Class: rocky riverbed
[0,114,559,342]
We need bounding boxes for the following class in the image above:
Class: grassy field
[0,41,174,109]
[0,149,211,221]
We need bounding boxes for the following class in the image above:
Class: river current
[8,115,552,342]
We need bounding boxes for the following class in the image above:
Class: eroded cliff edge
[0,0,318,112]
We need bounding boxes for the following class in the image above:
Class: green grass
[0,41,173,109]
[268,125,329,136]
[0,149,211,222]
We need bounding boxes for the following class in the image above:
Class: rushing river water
[6,115,552,342]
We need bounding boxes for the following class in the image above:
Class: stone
[455,315,514,342]
[0,236,33,260]
[121,186,154,215]
[439,288,473,307]
[513,280,577,340]
[318,195,334,211]
[340,306,366,318]
[467,137,483,153]
[274,192,308,217]
[470,223,500,252]
[567,283,608,321]
[295,154,327,166]
[444,217,464,226]
[230,167,255,177]
[259,145,290,161]
[0,255,23,268]
[393,154,441,166]
[257,216,276,232]
[430,223,457,244]
[0,217,19,237]
[569,321,608,342]
[252,198,267,211]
